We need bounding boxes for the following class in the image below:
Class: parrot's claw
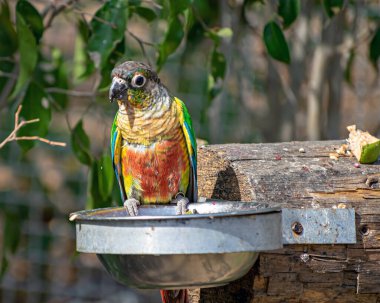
[172,194,189,215]
[124,198,140,216]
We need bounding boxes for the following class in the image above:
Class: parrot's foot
[124,198,140,216]
[172,193,189,215]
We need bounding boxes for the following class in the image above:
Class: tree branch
[14,136,66,147]
[0,64,18,111]
[43,0,76,29]
[72,8,117,29]
[0,105,66,150]
[45,87,97,97]
[126,30,154,67]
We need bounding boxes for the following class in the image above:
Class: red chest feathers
[121,138,190,203]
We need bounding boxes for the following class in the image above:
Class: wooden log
[196,140,380,302]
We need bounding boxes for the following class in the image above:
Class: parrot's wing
[175,97,198,202]
[111,113,127,202]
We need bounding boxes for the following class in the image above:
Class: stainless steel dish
[71,202,282,289]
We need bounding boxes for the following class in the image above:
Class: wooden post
[196,140,380,302]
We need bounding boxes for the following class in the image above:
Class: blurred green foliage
[0,0,380,279]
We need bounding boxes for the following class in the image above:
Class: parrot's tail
[160,289,188,303]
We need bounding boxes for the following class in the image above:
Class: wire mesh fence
[0,130,160,303]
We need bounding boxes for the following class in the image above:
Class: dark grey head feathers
[109,61,164,104]
[111,61,160,84]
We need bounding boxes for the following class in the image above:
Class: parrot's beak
[109,77,128,103]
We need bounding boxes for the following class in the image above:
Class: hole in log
[365,177,379,189]
[359,224,370,236]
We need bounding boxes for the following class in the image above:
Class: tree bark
[306,46,329,141]
[325,13,345,139]
[197,141,380,302]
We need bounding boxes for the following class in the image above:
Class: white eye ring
[131,74,146,88]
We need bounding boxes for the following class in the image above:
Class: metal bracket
[281,208,356,244]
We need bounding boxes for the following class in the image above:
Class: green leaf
[0,2,16,101]
[183,5,194,32]
[243,0,265,6]
[73,35,94,82]
[344,49,355,85]
[207,73,215,92]
[98,37,126,91]
[0,61,14,100]
[18,83,51,153]
[73,19,95,82]
[1,204,28,277]
[0,0,10,18]
[216,27,233,38]
[155,0,190,70]
[207,46,226,103]
[323,0,343,18]
[3,211,22,254]
[134,6,157,22]
[0,1,18,56]
[157,16,184,70]
[129,0,141,5]
[87,0,128,69]
[369,27,380,70]
[1,210,21,276]
[278,0,300,28]
[70,120,92,166]
[207,74,221,103]
[78,18,90,42]
[206,28,233,43]
[112,178,123,206]
[169,0,191,16]
[360,141,380,164]
[86,161,100,209]
[98,154,114,201]
[1,256,9,278]
[87,160,112,209]
[12,12,38,97]
[263,21,291,64]
[16,0,43,42]
[49,48,69,109]
[211,48,226,80]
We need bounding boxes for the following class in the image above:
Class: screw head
[292,221,303,235]
[359,224,369,236]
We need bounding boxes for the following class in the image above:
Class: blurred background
[0,0,379,302]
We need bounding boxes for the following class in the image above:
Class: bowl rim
[70,202,281,222]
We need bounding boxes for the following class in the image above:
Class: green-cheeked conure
[109,61,197,303]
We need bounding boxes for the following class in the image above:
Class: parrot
[109,61,197,303]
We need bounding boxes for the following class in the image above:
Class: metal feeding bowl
[71,201,283,289]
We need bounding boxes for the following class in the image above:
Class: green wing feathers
[110,113,126,202]
[174,97,198,202]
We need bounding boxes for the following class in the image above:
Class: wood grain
[196,140,380,302]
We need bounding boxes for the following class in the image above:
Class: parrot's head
[109,61,165,112]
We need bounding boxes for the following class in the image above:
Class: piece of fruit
[347,125,380,164]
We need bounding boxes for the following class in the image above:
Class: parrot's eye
[131,74,146,88]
